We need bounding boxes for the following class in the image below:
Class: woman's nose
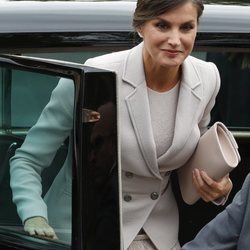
[167,30,181,47]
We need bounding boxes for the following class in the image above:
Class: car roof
[0,1,250,34]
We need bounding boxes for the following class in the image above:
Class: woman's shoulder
[187,55,220,79]
[184,56,220,93]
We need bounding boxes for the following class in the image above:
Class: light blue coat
[182,173,250,250]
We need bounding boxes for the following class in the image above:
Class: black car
[0,1,249,249]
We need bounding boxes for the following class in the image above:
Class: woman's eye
[156,22,168,30]
[181,23,194,32]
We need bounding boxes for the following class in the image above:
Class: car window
[24,51,110,65]
[207,51,250,129]
[0,65,73,248]
[24,48,250,131]
[191,51,207,61]
[190,50,250,130]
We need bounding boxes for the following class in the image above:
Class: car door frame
[0,54,121,250]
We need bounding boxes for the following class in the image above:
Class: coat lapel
[158,57,203,168]
[122,43,161,178]
[122,43,203,174]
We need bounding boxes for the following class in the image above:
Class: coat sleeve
[199,62,221,135]
[181,174,250,250]
[10,78,74,223]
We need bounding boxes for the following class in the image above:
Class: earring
[138,32,143,38]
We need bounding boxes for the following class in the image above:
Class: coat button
[125,172,134,178]
[124,195,132,202]
[150,192,159,200]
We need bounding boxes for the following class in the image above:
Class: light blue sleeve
[10,78,74,223]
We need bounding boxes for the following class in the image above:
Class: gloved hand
[24,216,58,240]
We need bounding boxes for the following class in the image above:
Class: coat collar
[122,42,202,96]
[123,42,203,175]
[122,42,145,88]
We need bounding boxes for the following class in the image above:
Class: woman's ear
[136,27,143,38]
[138,32,143,38]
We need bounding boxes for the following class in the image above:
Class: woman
[10,0,232,249]
[85,0,232,249]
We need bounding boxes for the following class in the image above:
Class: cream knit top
[147,82,180,159]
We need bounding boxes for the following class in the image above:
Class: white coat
[85,42,220,249]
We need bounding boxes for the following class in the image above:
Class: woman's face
[140,2,198,69]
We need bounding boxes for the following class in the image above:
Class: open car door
[0,54,121,250]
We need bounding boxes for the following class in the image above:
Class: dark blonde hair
[133,0,204,29]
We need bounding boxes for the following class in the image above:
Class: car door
[0,54,121,250]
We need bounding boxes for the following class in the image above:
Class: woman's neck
[144,61,181,93]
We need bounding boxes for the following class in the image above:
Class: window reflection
[89,102,116,187]
[87,101,119,249]
[81,72,120,249]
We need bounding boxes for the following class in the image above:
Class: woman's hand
[24,216,58,240]
[192,168,232,202]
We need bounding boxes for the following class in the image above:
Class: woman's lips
[162,49,181,57]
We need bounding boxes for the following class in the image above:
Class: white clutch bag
[178,122,241,205]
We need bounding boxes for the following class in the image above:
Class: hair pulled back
[133,0,204,29]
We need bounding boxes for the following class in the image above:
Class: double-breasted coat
[85,42,220,249]
[10,42,220,249]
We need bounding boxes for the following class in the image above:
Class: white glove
[24,216,58,240]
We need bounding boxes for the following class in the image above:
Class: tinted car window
[0,66,73,248]
[22,49,250,131]
[24,51,108,65]
[208,51,250,128]
[190,49,250,128]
